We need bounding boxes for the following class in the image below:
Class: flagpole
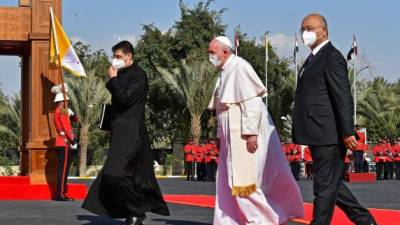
[50,7,68,110]
[353,35,357,125]
[265,34,269,108]
[294,33,298,87]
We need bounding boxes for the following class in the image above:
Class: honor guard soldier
[383,138,394,179]
[205,139,219,182]
[354,125,367,173]
[392,138,400,180]
[52,84,77,201]
[194,143,205,181]
[373,139,390,180]
[183,140,195,181]
[288,143,302,181]
[303,146,313,179]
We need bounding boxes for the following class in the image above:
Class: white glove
[68,108,75,116]
[70,143,78,149]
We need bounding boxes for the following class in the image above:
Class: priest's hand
[245,135,258,153]
[108,66,118,79]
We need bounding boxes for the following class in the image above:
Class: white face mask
[302,31,317,47]
[112,58,126,70]
[209,54,221,67]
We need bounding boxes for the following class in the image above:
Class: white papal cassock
[208,54,304,225]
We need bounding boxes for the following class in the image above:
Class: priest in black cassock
[82,41,170,225]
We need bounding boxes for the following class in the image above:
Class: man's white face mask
[209,54,221,67]
[302,31,317,47]
[112,58,126,70]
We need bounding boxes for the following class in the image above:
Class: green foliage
[235,30,296,140]
[0,93,20,150]
[156,60,218,143]
[357,77,400,142]
[135,0,226,145]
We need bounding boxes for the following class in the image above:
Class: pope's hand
[108,66,117,79]
[246,135,258,153]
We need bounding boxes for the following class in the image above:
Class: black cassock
[82,63,170,218]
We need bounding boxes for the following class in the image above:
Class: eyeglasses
[300,26,326,33]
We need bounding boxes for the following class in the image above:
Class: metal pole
[265,34,269,107]
[353,54,357,125]
[295,34,298,87]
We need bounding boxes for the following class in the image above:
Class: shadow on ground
[151,219,211,225]
[77,215,121,225]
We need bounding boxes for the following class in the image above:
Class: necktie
[298,53,314,80]
[304,53,314,67]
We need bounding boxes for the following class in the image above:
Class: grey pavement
[0,178,398,225]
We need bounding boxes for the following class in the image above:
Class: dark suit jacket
[293,42,354,146]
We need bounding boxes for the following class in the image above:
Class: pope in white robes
[207,36,304,225]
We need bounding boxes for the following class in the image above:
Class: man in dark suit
[293,13,377,225]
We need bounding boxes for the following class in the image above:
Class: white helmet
[54,93,69,102]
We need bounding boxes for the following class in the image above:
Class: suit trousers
[309,144,376,225]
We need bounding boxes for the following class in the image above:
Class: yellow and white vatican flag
[49,7,86,77]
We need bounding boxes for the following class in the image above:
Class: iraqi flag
[347,35,358,61]
[234,32,239,55]
[49,7,86,77]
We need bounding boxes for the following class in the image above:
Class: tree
[357,77,400,142]
[135,0,226,145]
[156,60,217,144]
[235,30,296,140]
[0,93,21,150]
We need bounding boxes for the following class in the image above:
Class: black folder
[100,104,111,131]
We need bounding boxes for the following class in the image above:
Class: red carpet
[0,176,87,200]
[163,194,400,225]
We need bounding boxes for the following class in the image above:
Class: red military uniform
[209,142,219,163]
[184,143,195,162]
[355,131,367,151]
[354,129,368,173]
[393,144,400,162]
[55,107,75,147]
[204,143,212,164]
[281,143,290,162]
[373,142,391,180]
[287,143,301,162]
[206,141,219,182]
[183,142,195,181]
[194,145,204,163]
[383,142,394,179]
[54,105,76,201]
[303,146,313,179]
[373,143,390,163]
[194,144,206,181]
[303,146,312,162]
[392,142,400,180]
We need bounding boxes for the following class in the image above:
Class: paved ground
[0,178,398,225]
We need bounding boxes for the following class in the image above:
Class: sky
[1,0,399,95]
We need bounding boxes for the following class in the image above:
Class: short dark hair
[112,41,134,55]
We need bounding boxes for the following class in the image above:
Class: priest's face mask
[112,49,133,70]
[208,40,231,69]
